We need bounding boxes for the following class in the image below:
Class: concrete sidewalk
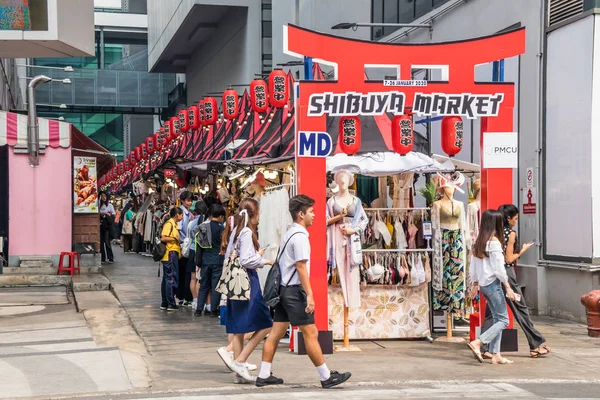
[102,252,600,391]
[0,288,135,399]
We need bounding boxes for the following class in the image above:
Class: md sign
[298,131,333,157]
[483,132,518,169]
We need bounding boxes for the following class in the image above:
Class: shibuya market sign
[307,91,505,119]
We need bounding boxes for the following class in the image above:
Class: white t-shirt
[278,223,310,286]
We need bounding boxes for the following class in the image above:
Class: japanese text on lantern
[225,94,236,115]
[205,101,213,121]
[400,119,413,147]
[255,86,266,107]
[454,120,464,148]
[273,76,286,102]
[342,118,357,146]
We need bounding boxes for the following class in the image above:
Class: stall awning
[0,111,70,148]
[327,152,452,176]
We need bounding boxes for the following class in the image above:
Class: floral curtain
[0,0,31,30]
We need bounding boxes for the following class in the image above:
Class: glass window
[383,0,399,37]
[262,9,271,20]
[372,0,384,39]
[262,37,272,55]
[398,0,415,23]
[433,0,450,7]
[262,21,272,37]
[415,0,431,18]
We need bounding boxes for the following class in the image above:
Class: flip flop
[493,358,514,365]
[482,352,493,360]
[530,345,551,358]
[467,343,484,363]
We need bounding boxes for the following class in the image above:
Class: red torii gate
[285,24,526,333]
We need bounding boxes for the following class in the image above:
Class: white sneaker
[231,360,253,382]
[217,347,234,372]
[192,299,198,311]
[245,362,257,371]
[234,373,256,384]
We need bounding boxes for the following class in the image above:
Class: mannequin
[431,172,467,341]
[326,170,369,350]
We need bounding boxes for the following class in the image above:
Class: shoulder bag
[216,232,251,301]
[152,221,174,262]
[263,232,304,308]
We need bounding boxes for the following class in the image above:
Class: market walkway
[103,251,600,392]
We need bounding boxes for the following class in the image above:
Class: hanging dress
[326,196,369,308]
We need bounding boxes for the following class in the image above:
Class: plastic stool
[58,252,81,275]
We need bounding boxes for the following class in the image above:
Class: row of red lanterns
[339,115,464,157]
[102,69,290,187]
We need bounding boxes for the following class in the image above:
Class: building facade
[147,0,599,322]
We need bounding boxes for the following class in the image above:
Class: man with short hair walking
[256,194,351,389]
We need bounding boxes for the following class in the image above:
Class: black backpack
[263,232,304,308]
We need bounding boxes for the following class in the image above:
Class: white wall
[94,0,121,8]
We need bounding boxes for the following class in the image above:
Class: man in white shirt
[256,195,351,389]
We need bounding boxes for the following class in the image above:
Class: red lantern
[141,143,148,159]
[441,116,464,157]
[250,79,269,113]
[118,163,124,175]
[124,158,130,171]
[339,116,361,155]
[268,69,288,108]
[129,151,136,166]
[179,109,190,133]
[189,105,200,130]
[99,176,105,186]
[153,132,162,151]
[222,89,239,120]
[198,100,206,126]
[112,165,118,176]
[391,115,414,156]
[134,146,142,162]
[146,136,156,155]
[204,97,218,125]
[169,116,181,140]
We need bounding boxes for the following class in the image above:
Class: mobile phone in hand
[514,293,522,302]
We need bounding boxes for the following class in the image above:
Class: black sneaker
[167,305,179,311]
[208,311,219,318]
[321,371,351,389]
[160,304,168,310]
[256,374,284,387]
[194,310,203,317]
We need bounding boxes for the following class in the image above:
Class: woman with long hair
[468,210,516,365]
[218,198,274,384]
[480,205,550,359]
[99,192,115,264]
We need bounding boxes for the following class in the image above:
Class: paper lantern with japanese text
[222,89,239,120]
[391,115,414,156]
[268,69,288,108]
[154,132,163,151]
[106,170,112,182]
[134,146,142,162]
[189,105,200,130]
[146,136,156,155]
[129,151,136,166]
[250,79,269,113]
[112,165,118,177]
[169,116,181,140]
[141,143,148,159]
[124,158,130,171]
[179,109,190,133]
[163,121,171,142]
[118,163,124,175]
[339,116,361,155]
[204,97,218,125]
[441,116,464,157]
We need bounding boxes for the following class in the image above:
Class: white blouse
[468,240,508,287]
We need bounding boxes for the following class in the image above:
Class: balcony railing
[30,67,176,109]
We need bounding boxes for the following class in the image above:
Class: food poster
[73,156,98,213]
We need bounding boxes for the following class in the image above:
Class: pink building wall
[8,148,72,264]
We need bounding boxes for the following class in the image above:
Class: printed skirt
[433,228,465,315]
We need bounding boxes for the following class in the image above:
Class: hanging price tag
[422,221,433,240]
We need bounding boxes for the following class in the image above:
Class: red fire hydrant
[580,290,600,337]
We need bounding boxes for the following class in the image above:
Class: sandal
[482,352,493,360]
[467,343,484,363]
[493,358,514,365]
[530,345,552,358]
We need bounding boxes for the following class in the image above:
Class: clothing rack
[366,207,430,211]
[265,183,291,191]
[363,248,433,253]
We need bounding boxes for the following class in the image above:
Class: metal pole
[100,27,105,69]
[295,0,299,25]
[27,75,51,167]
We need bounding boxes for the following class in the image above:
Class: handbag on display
[349,233,363,266]
[216,240,251,301]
